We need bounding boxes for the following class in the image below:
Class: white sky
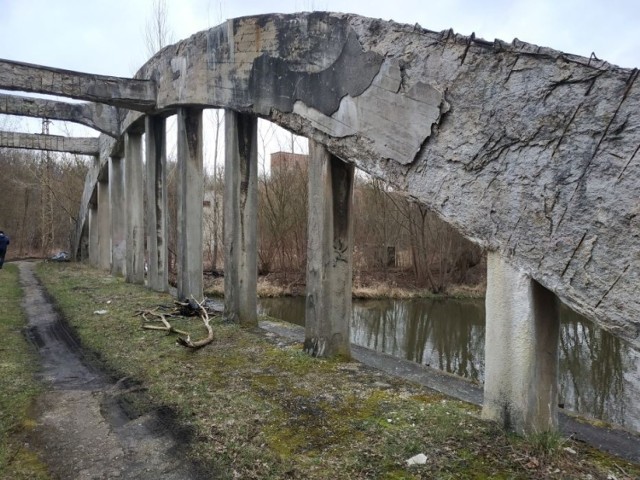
[1,0,639,167]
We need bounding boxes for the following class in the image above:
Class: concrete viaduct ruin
[1,12,638,436]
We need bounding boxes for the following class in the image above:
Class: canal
[259,296,640,434]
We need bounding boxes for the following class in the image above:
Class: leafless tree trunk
[144,0,174,58]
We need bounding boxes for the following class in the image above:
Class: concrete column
[304,141,354,359]
[88,203,99,266]
[176,108,204,300]
[125,132,144,284]
[482,252,560,434]
[223,110,258,327]
[97,179,111,270]
[109,156,126,276]
[145,115,168,292]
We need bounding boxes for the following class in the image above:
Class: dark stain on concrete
[248,15,383,116]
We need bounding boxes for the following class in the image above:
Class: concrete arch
[3,11,638,434]
[114,12,638,349]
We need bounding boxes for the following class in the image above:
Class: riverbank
[203,270,486,300]
[8,261,633,478]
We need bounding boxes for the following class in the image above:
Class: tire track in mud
[18,261,204,480]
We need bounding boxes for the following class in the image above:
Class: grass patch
[33,261,640,479]
[0,264,51,480]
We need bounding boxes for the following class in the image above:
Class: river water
[258,296,640,434]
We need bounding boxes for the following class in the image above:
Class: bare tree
[144,0,174,58]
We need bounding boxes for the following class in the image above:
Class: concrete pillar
[145,115,169,292]
[88,203,99,266]
[97,179,111,270]
[176,108,204,300]
[125,132,144,284]
[304,141,354,359]
[223,110,258,327]
[109,156,126,276]
[482,252,560,434]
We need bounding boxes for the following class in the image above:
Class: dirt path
[18,261,202,480]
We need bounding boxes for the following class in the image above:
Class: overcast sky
[1,0,639,146]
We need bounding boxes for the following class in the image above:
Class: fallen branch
[176,296,214,349]
[136,309,189,336]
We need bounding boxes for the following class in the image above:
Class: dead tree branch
[176,296,214,349]
[137,299,215,349]
[136,308,190,336]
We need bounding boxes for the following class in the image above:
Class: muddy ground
[19,261,205,479]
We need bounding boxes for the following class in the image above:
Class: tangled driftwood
[136,297,215,349]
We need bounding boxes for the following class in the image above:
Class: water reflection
[258,296,640,433]
[351,299,485,382]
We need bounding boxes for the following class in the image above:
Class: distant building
[270,151,308,176]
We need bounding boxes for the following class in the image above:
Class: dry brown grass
[204,274,485,300]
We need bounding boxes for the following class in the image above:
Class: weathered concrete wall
[131,12,638,349]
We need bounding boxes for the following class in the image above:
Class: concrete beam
[223,111,258,326]
[482,252,560,434]
[145,115,169,292]
[0,130,99,155]
[0,58,156,111]
[304,141,354,359]
[176,108,204,301]
[124,133,144,284]
[109,157,126,276]
[0,92,120,137]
